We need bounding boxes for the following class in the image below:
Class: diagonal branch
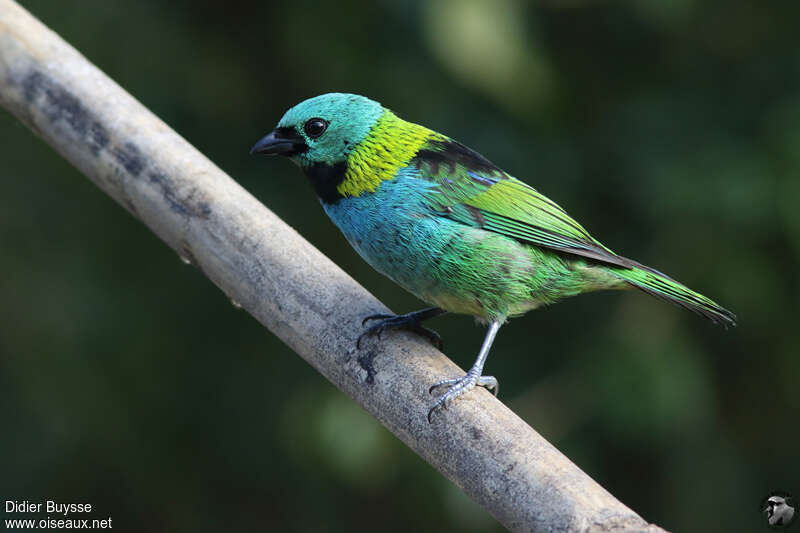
[0,2,667,531]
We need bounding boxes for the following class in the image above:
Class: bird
[764,495,795,527]
[251,93,736,422]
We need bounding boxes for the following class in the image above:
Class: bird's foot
[357,309,444,350]
[427,372,498,422]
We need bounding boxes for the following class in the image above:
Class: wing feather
[411,138,633,269]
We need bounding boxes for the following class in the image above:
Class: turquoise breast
[322,168,442,292]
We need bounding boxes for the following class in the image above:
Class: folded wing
[411,138,634,269]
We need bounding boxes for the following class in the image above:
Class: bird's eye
[304,118,328,139]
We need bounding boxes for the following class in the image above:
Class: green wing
[411,138,634,269]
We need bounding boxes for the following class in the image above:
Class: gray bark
[0,2,668,531]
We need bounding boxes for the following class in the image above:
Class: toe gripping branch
[357,307,446,350]
[356,308,502,424]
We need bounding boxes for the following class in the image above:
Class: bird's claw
[427,374,498,423]
[362,313,394,327]
[411,325,443,350]
[357,312,444,350]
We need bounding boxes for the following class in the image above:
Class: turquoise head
[251,93,384,168]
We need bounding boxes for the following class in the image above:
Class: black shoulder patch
[413,139,500,174]
[306,162,346,204]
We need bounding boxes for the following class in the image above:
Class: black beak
[250,127,307,156]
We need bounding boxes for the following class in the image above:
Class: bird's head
[251,93,383,168]
[252,93,436,203]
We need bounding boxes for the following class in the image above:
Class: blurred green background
[1,0,798,531]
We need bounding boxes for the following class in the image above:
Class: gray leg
[428,320,501,422]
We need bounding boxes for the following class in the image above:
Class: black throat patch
[305,161,346,204]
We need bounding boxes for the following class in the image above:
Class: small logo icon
[762,492,795,529]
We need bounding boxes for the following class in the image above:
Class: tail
[608,260,737,327]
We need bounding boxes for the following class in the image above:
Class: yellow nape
[338,110,438,197]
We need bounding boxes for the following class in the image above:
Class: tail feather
[609,260,737,327]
